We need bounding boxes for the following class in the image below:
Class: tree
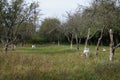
[18,21,36,47]
[0,0,40,54]
[62,21,74,49]
[72,12,84,50]
[81,6,100,52]
[86,1,107,56]
[92,0,120,60]
[64,11,87,50]
[39,18,61,45]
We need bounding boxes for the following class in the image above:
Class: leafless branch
[114,43,120,49]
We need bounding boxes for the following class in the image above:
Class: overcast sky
[27,0,92,21]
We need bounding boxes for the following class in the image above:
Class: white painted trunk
[12,44,16,51]
[81,28,90,57]
[84,28,90,49]
[75,34,79,50]
[70,40,73,49]
[3,44,8,54]
[109,29,114,61]
[109,46,114,61]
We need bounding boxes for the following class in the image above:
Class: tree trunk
[21,40,26,47]
[78,38,81,49]
[58,40,60,46]
[70,38,73,49]
[12,44,16,51]
[57,36,60,46]
[109,29,115,61]
[84,28,90,49]
[81,28,90,57]
[95,28,104,56]
[76,38,81,50]
[3,44,8,54]
[69,34,73,49]
[75,34,79,50]
[21,42,24,47]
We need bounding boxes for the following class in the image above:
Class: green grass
[0,44,120,80]
[15,45,78,54]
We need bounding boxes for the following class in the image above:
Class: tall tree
[64,11,87,50]
[82,6,99,51]
[89,1,107,56]
[0,0,40,54]
[93,0,120,60]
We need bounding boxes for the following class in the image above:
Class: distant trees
[18,22,36,46]
[39,18,62,45]
[0,0,40,54]
[63,12,76,49]
[63,11,87,49]
[62,0,120,60]
[1,0,120,61]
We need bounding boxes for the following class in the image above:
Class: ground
[0,44,120,80]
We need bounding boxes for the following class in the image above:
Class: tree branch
[88,29,100,40]
[114,43,120,49]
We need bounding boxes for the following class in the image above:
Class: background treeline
[37,0,120,46]
[0,0,120,45]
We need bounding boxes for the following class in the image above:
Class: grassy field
[0,44,120,80]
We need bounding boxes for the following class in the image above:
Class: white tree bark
[81,28,90,57]
[70,38,73,49]
[12,44,16,51]
[57,36,60,46]
[3,44,8,54]
[109,29,114,61]
[84,28,90,49]
[75,34,79,50]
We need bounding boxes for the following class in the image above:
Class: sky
[27,0,92,21]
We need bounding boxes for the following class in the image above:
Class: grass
[0,44,120,80]
[15,45,78,54]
